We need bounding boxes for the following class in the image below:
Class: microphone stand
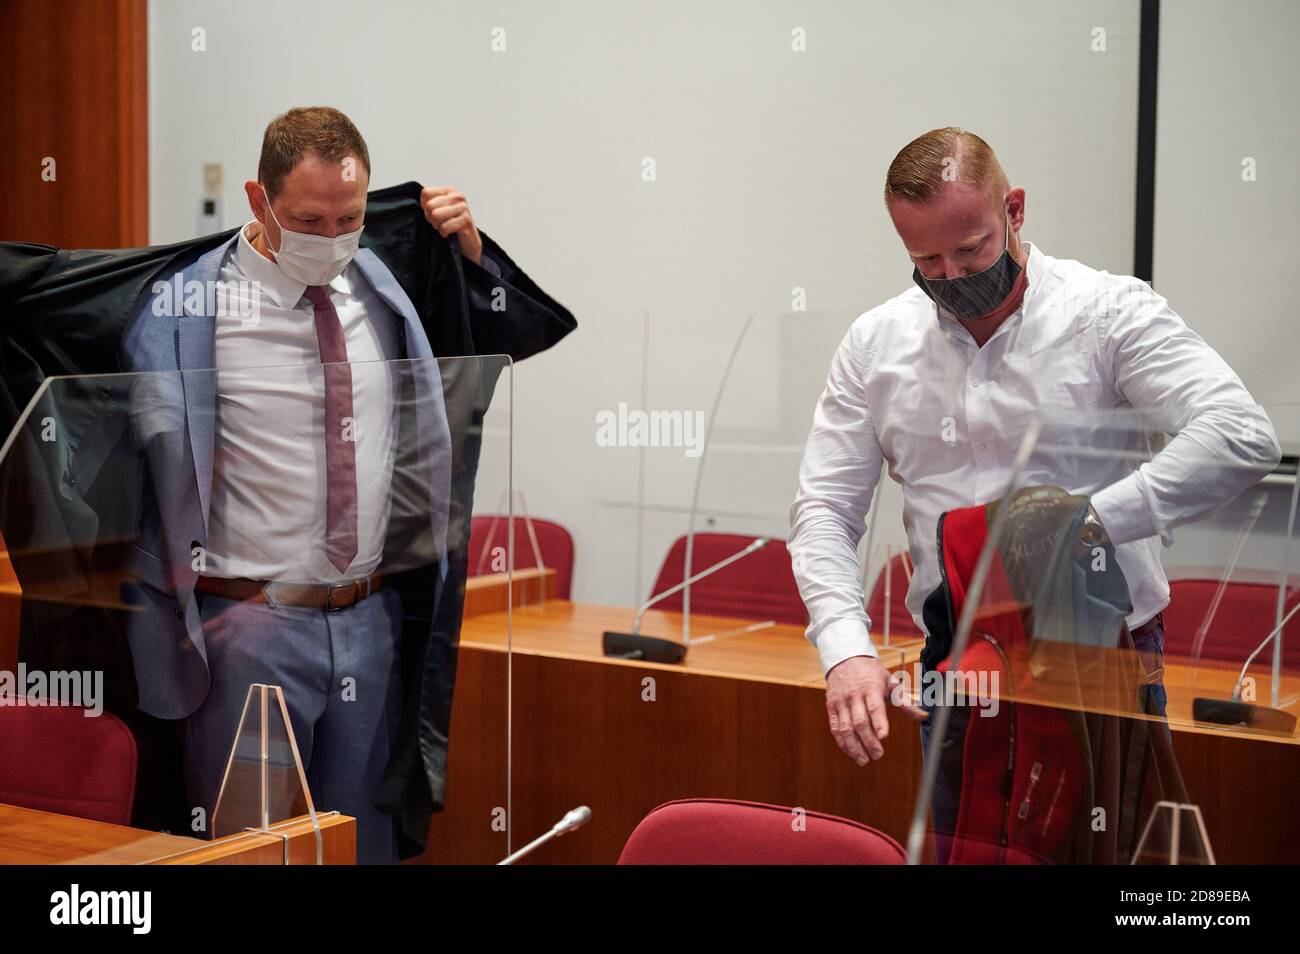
[1192,599,1300,733]
[602,536,769,663]
[497,806,592,865]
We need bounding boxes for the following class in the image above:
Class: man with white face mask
[202,108,505,864]
[788,127,1280,812]
[207,119,500,591]
[116,106,572,864]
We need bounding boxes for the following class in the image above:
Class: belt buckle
[324,580,356,612]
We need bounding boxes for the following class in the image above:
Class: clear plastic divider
[0,355,512,864]
[905,401,1296,865]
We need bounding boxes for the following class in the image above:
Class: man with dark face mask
[787,126,1280,778]
[910,204,1026,334]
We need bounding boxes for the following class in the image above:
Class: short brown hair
[257,106,371,199]
[884,127,1008,207]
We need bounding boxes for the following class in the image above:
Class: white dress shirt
[203,222,400,583]
[789,240,1281,676]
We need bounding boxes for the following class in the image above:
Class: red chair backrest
[0,705,137,825]
[618,798,906,864]
[649,534,808,626]
[1163,579,1300,667]
[467,515,575,600]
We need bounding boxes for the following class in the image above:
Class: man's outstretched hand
[825,655,928,765]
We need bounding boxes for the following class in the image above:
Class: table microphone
[497,806,592,864]
[1192,599,1300,733]
[602,536,770,663]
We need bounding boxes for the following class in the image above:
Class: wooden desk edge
[152,813,356,865]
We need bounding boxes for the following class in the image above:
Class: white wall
[1154,0,1300,436]
[150,0,1146,607]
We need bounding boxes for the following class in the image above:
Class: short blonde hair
[884,127,1009,207]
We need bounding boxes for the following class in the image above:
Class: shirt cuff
[476,251,502,278]
[1090,472,1165,547]
[812,618,878,676]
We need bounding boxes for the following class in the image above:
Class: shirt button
[978,442,987,449]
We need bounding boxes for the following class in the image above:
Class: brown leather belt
[1131,611,1163,640]
[195,571,385,611]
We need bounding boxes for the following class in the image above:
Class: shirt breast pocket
[998,334,1120,480]
[1005,332,1112,422]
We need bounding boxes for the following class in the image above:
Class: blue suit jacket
[119,234,452,722]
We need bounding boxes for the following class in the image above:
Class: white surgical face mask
[259,184,363,286]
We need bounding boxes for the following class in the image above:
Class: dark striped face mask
[912,210,1021,321]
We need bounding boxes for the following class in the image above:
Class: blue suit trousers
[181,586,404,864]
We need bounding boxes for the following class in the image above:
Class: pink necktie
[303,285,358,574]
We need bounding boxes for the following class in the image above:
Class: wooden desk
[416,600,926,865]
[464,567,557,617]
[936,627,1300,745]
[468,600,923,683]
[417,600,1300,865]
[0,803,357,864]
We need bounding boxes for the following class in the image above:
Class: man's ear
[244,180,267,224]
[1005,186,1027,231]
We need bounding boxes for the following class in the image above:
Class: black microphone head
[1192,697,1297,734]
[602,631,687,664]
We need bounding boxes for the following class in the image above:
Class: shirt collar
[1021,240,1042,303]
[235,221,352,309]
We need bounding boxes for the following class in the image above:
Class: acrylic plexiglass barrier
[621,312,924,668]
[903,401,1297,866]
[0,355,516,864]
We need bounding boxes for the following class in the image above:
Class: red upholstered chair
[1162,579,1300,667]
[467,515,576,600]
[618,798,906,864]
[865,550,924,640]
[0,705,137,825]
[648,534,808,626]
